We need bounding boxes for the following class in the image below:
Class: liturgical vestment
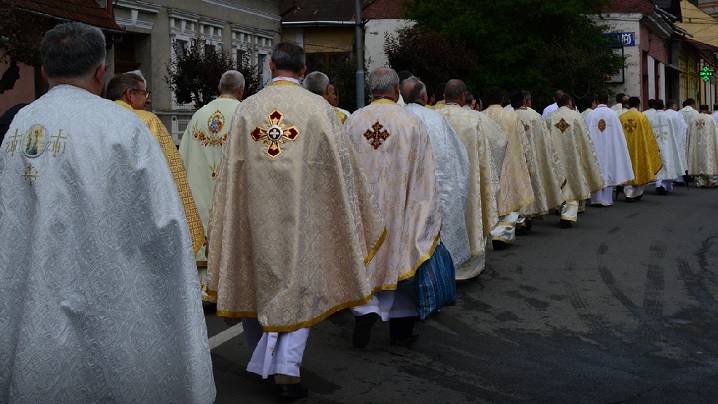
[206,81,386,331]
[344,99,441,290]
[545,106,605,203]
[687,113,718,181]
[0,85,215,403]
[116,100,205,255]
[619,109,662,186]
[649,110,687,182]
[515,107,566,216]
[435,103,504,279]
[406,103,471,266]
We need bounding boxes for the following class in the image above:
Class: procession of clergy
[4,22,718,402]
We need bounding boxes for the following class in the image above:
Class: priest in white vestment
[0,22,215,403]
[545,94,605,227]
[649,99,688,194]
[435,80,506,279]
[344,68,443,348]
[611,93,629,116]
[643,99,657,120]
[206,43,386,399]
[542,89,563,118]
[179,70,243,299]
[665,100,689,180]
[511,91,566,217]
[679,99,700,127]
[403,78,471,267]
[585,93,634,206]
[483,86,534,247]
[686,112,718,187]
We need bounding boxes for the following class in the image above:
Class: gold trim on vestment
[500,195,535,217]
[269,80,300,87]
[364,227,387,266]
[371,99,396,105]
[398,231,441,281]
[214,293,373,332]
[196,261,207,268]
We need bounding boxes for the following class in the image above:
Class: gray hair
[522,90,532,100]
[271,42,305,73]
[400,77,426,105]
[41,22,106,80]
[368,67,399,94]
[219,70,245,93]
[105,72,144,101]
[444,79,466,101]
[303,71,329,96]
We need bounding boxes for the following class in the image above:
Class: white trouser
[561,200,579,222]
[624,185,644,198]
[242,318,310,379]
[655,180,673,191]
[590,187,614,206]
[351,290,418,321]
[490,211,520,243]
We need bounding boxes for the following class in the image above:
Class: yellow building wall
[679,1,718,47]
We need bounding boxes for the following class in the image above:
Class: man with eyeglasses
[107,72,205,257]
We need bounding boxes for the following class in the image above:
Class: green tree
[165,42,260,109]
[400,0,623,108]
[0,0,46,94]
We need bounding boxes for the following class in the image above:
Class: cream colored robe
[435,104,503,278]
[179,96,240,265]
[687,113,718,176]
[483,105,535,216]
[116,100,205,255]
[206,81,386,332]
[545,106,605,202]
[344,99,441,290]
[515,107,566,216]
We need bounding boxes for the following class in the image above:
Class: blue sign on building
[604,32,636,47]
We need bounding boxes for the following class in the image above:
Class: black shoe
[390,333,419,347]
[515,227,530,236]
[492,240,508,250]
[635,194,643,201]
[559,219,572,229]
[656,186,667,195]
[275,383,308,400]
[352,313,379,348]
[625,197,636,203]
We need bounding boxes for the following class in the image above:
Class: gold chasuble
[116,101,205,254]
[344,99,441,290]
[435,104,503,256]
[545,106,605,202]
[483,105,535,215]
[619,109,662,185]
[206,81,385,332]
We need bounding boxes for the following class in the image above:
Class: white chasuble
[344,99,441,290]
[666,109,688,170]
[585,105,634,187]
[179,96,240,264]
[515,107,566,216]
[435,104,503,273]
[545,106,605,202]
[483,105,535,215]
[406,103,471,266]
[650,110,688,181]
[0,85,215,402]
[207,82,386,332]
[687,113,718,176]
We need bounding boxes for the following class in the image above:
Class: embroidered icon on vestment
[364,122,390,149]
[250,110,300,158]
[598,119,606,132]
[555,118,570,134]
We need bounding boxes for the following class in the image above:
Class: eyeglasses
[131,88,151,98]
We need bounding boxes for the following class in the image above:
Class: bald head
[444,79,467,104]
[400,77,427,105]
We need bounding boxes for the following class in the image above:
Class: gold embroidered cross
[49,129,67,157]
[250,110,300,159]
[623,119,638,134]
[554,118,570,133]
[364,122,390,149]
[5,129,22,156]
[695,119,706,129]
[22,164,39,185]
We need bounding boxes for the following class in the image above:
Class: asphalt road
[205,184,718,403]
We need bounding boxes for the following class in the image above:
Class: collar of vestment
[115,100,133,111]
[271,77,300,85]
[597,104,608,108]
[371,99,396,105]
[217,94,237,100]
[444,102,461,107]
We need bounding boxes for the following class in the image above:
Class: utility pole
[355,0,365,108]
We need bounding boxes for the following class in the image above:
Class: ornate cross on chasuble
[250,109,300,158]
[555,118,570,133]
[695,119,706,129]
[364,121,390,149]
[623,119,638,134]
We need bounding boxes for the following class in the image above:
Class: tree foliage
[398,0,623,108]
[0,0,46,94]
[165,42,260,109]
[384,26,477,97]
